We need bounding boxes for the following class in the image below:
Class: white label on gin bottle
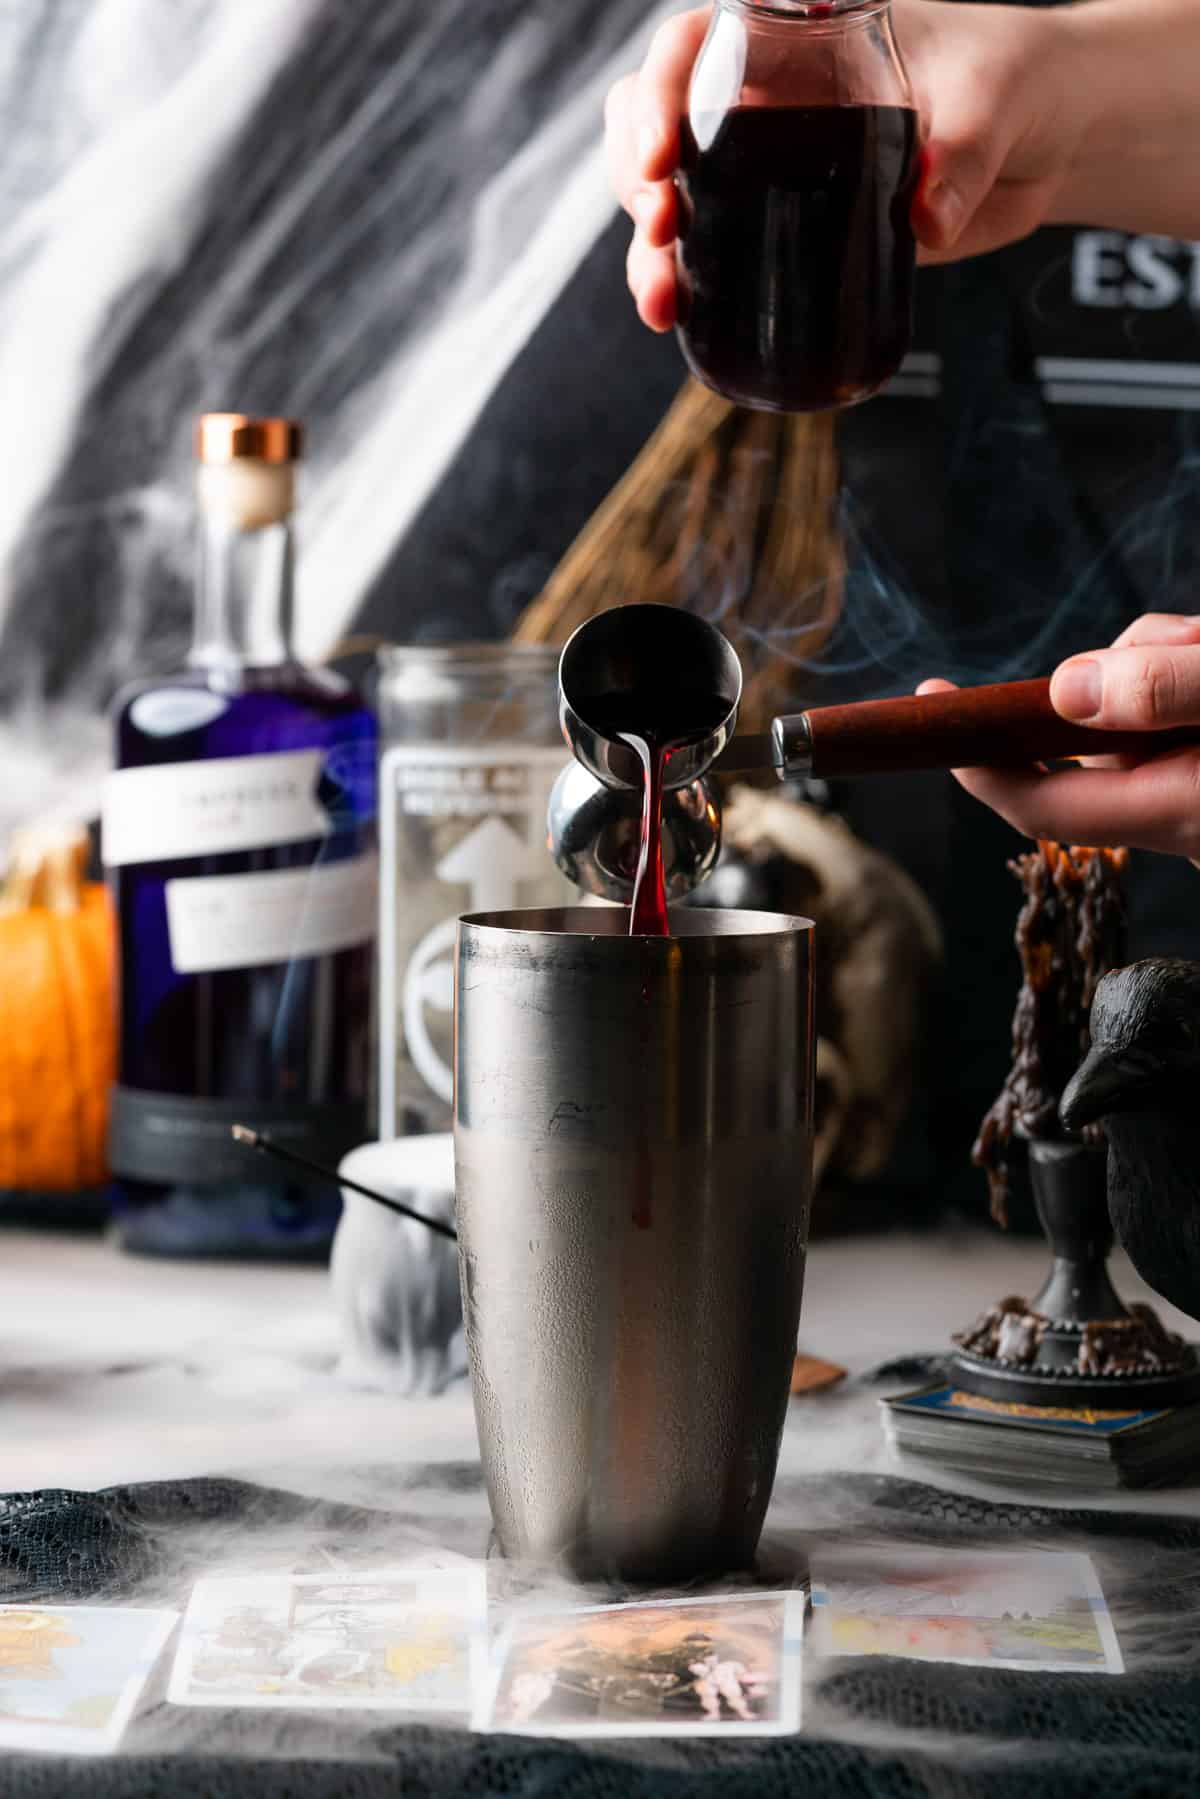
[102,750,331,867]
[165,853,377,975]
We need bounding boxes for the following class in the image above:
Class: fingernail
[1052,658,1103,720]
[639,123,661,172]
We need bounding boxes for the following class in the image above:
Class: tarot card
[0,1605,177,1755]
[885,1384,1170,1438]
[477,1591,804,1738]
[168,1565,487,1712]
[810,1546,1122,1674]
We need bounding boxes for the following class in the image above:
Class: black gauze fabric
[1,1473,1199,1796]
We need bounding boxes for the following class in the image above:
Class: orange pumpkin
[0,826,115,1191]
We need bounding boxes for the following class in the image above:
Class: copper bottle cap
[196,414,303,465]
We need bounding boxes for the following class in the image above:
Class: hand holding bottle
[919,616,1200,862]
[608,0,1200,332]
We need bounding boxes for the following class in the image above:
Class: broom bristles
[512,380,843,731]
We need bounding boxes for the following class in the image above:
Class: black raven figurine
[1061,959,1200,1324]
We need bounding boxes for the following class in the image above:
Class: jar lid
[196,414,303,465]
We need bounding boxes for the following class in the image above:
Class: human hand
[605,0,1087,331]
[604,7,710,330]
[919,616,1200,860]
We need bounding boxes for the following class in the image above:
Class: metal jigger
[551,604,738,903]
[549,605,1200,905]
[558,603,742,791]
[551,605,737,903]
[549,760,723,905]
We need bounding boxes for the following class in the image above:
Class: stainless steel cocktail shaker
[453,906,813,1581]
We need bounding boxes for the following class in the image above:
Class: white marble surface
[5,1222,1200,1523]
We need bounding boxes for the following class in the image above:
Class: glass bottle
[376,643,573,1138]
[676,0,922,413]
[103,415,377,1258]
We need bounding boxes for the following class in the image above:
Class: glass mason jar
[376,644,574,1137]
[676,0,922,413]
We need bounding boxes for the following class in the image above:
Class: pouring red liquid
[556,605,1200,939]
[627,737,670,935]
[585,691,732,935]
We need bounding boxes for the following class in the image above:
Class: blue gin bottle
[103,416,377,1257]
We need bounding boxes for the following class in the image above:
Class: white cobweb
[0,0,672,843]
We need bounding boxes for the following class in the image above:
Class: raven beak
[1060,1045,1157,1133]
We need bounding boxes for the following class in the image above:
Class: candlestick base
[950,1139,1200,1410]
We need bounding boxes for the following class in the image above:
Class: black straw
[231,1125,458,1241]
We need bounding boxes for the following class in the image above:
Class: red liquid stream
[586,689,729,938]
[585,688,731,1226]
[624,734,670,936]
[619,729,669,1229]
[627,743,664,1230]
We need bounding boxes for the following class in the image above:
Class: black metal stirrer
[230,1124,459,1241]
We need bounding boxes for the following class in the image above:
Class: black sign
[893,226,1200,412]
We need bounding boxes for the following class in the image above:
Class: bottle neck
[720,0,889,24]
[189,462,296,672]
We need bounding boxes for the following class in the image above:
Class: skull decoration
[706,785,942,1220]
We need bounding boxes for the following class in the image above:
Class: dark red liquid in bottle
[583,690,732,936]
[677,104,920,412]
